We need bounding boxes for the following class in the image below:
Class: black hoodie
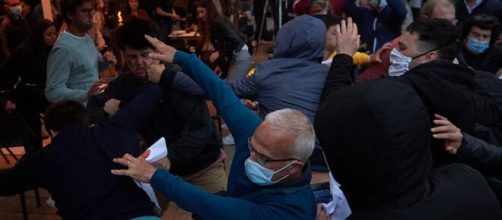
[315,79,502,219]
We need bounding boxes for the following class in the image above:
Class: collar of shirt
[464,0,483,14]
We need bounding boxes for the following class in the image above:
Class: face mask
[389,48,412,76]
[8,5,22,16]
[466,38,489,55]
[245,158,294,186]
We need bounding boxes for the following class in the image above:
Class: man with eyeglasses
[46,0,116,105]
[110,35,318,219]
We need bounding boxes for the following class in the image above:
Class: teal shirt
[46,31,102,104]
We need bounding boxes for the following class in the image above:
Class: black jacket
[455,0,502,26]
[316,55,502,219]
[87,70,221,176]
[471,71,502,145]
[209,19,246,72]
[0,85,160,219]
[458,46,502,75]
[460,133,502,174]
[392,60,502,133]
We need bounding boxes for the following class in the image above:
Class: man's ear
[427,51,439,61]
[288,160,305,175]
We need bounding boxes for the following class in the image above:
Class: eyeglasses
[79,8,96,16]
[248,138,297,165]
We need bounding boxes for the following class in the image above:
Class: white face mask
[8,5,23,17]
[389,48,412,76]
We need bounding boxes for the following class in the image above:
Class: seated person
[458,13,502,76]
[315,78,502,219]
[111,35,318,219]
[0,84,161,219]
[87,18,226,195]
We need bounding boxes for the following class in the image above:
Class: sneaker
[222,134,235,145]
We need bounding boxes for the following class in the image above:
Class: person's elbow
[45,87,61,103]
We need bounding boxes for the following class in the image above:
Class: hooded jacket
[315,79,502,219]
[226,15,328,167]
[392,60,502,133]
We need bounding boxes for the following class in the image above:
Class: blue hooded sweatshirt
[227,15,328,128]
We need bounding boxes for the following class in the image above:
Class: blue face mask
[244,158,294,186]
[466,38,489,55]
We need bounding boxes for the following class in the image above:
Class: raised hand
[144,35,177,63]
[335,17,360,57]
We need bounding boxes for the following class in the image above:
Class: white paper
[145,137,168,163]
[321,173,352,220]
[135,181,161,212]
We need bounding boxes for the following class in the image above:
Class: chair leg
[0,147,10,164]
[34,188,41,207]
[5,147,19,161]
[20,192,28,220]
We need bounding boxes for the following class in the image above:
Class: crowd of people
[0,0,502,219]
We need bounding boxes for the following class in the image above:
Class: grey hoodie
[227,15,328,121]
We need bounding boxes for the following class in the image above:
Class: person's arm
[113,154,302,220]
[225,69,260,99]
[375,0,407,27]
[172,51,261,142]
[45,47,87,103]
[431,113,502,170]
[145,35,261,163]
[352,52,370,65]
[108,84,162,132]
[458,133,502,170]
[150,169,302,220]
[98,51,116,72]
[155,7,179,20]
[321,18,359,102]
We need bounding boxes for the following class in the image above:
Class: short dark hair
[44,100,88,132]
[117,18,159,50]
[60,0,94,25]
[460,13,500,46]
[314,14,342,29]
[407,18,460,61]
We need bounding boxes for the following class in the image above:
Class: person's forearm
[150,169,259,220]
[459,133,502,170]
[155,8,175,18]
[321,54,354,102]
